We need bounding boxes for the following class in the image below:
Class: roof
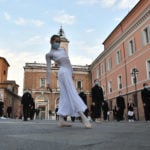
[0,57,10,67]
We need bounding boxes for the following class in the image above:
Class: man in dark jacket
[116,91,125,121]
[22,90,32,121]
[29,98,35,120]
[91,79,104,122]
[102,101,109,121]
[141,83,150,121]
[79,89,88,117]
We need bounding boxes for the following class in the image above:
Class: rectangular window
[108,81,112,93]
[40,78,46,87]
[96,68,99,79]
[131,68,138,85]
[102,86,105,96]
[117,75,122,89]
[142,26,150,46]
[147,60,150,79]
[100,63,104,75]
[107,58,112,71]
[77,80,82,90]
[57,80,60,91]
[109,100,112,110]
[128,39,136,56]
[116,50,121,64]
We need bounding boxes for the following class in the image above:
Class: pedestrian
[79,89,89,117]
[29,98,35,120]
[49,110,52,119]
[102,100,109,121]
[127,99,134,122]
[91,79,104,122]
[0,101,4,117]
[141,83,150,121]
[116,91,125,121]
[90,102,96,122]
[55,107,59,120]
[113,105,117,120]
[21,90,32,121]
[35,108,40,119]
[46,34,91,128]
[7,106,12,118]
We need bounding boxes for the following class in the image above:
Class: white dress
[46,48,87,116]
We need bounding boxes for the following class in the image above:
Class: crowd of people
[20,82,150,125]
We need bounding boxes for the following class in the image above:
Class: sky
[0,0,140,95]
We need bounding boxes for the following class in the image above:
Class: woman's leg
[79,112,92,128]
[58,115,72,127]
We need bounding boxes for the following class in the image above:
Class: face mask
[95,81,99,85]
[144,85,149,89]
[52,42,60,49]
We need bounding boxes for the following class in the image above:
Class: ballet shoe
[82,120,92,129]
[58,121,72,127]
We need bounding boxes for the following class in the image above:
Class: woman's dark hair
[50,34,60,43]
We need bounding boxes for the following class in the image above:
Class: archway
[35,92,49,119]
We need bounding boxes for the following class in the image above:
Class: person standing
[102,101,109,121]
[79,89,89,117]
[116,91,125,121]
[7,106,12,118]
[21,90,32,121]
[35,108,40,119]
[90,102,96,122]
[113,105,117,121]
[141,83,150,121]
[127,99,134,122]
[0,102,4,117]
[46,34,91,128]
[29,98,35,120]
[91,79,104,122]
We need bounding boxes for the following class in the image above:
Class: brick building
[0,57,21,118]
[91,0,150,120]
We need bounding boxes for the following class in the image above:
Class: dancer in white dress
[46,35,91,128]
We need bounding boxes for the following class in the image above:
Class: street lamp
[131,68,139,120]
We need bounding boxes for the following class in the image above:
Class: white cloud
[53,10,76,25]
[77,0,139,9]
[77,0,116,7]
[85,28,95,33]
[114,17,122,22]
[3,12,44,27]
[23,35,47,45]
[0,48,45,96]
[31,19,44,27]
[117,0,139,10]
[100,0,117,8]
[70,38,104,63]
[4,12,11,20]
[70,56,92,65]
[14,17,27,25]
[77,0,100,5]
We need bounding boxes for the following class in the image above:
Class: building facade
[90,0,150,120]
[0,57,21,118]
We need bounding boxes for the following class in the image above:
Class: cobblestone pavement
[0,119,150,150]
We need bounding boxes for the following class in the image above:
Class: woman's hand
[47,84,52,92]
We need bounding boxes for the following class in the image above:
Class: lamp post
[131,68,139,120]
